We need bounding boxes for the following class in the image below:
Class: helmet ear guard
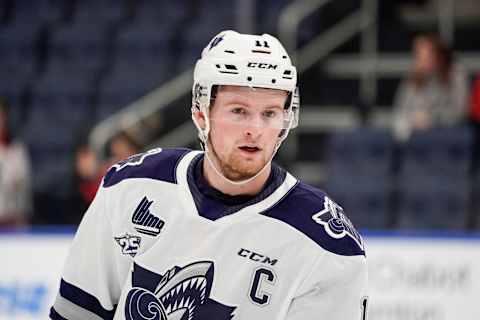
[290,87,300,128]
[191,83,210,145]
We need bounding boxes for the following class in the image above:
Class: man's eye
[263,110,278,118]
[231,108,245,114]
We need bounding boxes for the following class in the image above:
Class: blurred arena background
[1,0,480,319]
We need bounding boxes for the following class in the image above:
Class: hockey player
[50,30,368,320]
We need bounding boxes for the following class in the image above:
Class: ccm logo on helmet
[247,62,278,70]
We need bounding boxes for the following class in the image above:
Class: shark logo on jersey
[113,148,163,171]
[126,261,236,320]
[132,196,165,236]
[115,233,141,257]
[312,196,364,251]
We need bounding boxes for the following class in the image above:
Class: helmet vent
[217,64,239,74]
[251,50,271,54]
[282,69,293,79]
[224,50,235,54]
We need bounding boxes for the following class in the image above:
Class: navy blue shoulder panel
[103,148,191,188]
[261,182,365,256]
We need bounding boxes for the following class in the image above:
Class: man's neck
[202,155,272,196]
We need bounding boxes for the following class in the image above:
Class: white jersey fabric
[50,148,368,320]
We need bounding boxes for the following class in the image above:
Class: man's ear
[194,111,207,130]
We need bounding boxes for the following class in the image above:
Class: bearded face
[205,86,287,181]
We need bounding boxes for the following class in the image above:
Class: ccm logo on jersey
[247,62,278,69]
[238,248,278,266]
[132,196,165,236]
[312,196,364,251]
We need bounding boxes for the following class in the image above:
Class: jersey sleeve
[285,251,368,320]
[50,183,124,320]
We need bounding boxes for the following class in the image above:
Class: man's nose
[243,118,263,137]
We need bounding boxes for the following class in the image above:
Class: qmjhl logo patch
[132,196,165,236]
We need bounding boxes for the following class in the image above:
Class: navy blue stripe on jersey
[49,307,68,320]
[59,279,116,319]
[261,182,365,256]
[194,298,237,319]
[131,262,164,292]
[103,148,190,188]
[187,155,287,220]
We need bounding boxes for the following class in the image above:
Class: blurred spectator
[470,74,480,123]
[469,74,480,174]
[392,34,469,141]
[107,131,141,165]
[0,98,31,227]
[75,132,140,208]
[75,143,103,206]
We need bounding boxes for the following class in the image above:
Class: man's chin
[224,171,256,182]
[223,163,266,181]
[215,149,272,181]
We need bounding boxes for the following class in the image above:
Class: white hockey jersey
[50,148,368,320]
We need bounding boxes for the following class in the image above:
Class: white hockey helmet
[192,30,300,144]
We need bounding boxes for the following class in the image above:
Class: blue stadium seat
[0,51,35,136]
[325,127,395,179]
[396,179,469,230]
[256,0,293,36]
[115,22,174,68]
[323,128,395,229]
[28,142,76,196]
[48,22,109,76]
[395,126,473,229]
[0,68,33,135]
[470,172,480,229]
[26,70,94,144]
[25,70,95,195]
[325,179,391,230]
[0,21,42,67]
[73,0,127,25]
[0,55,35,81]
[400,126,473,182]
[0,57,34,93]
[96,61,170,121]
[10,0,64,24]
[133,0,189,26]
[0,1,8,22]
[196,0,235,26]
